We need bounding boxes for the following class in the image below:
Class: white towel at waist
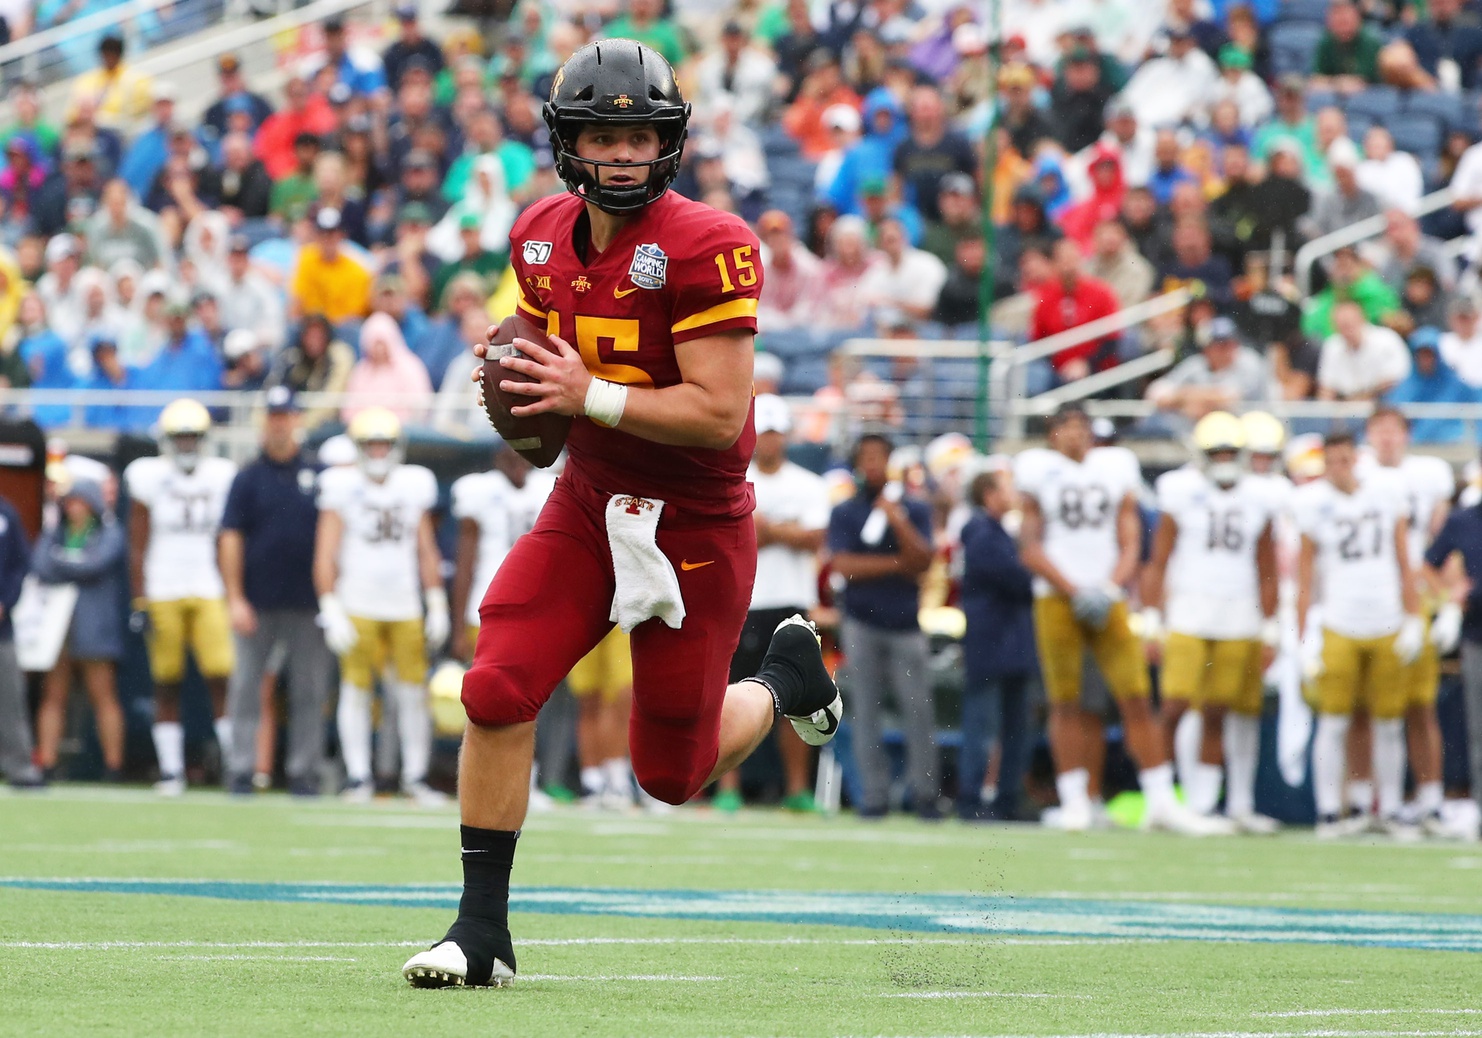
[605,493,686,633]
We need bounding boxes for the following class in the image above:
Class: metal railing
[1294,186,1458,297]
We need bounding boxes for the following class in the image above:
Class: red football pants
[462,472,756,804]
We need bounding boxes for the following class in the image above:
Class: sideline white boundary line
[877,992,1093,1000]
[1256,1012,1482,1019]
[0,935,1138,950]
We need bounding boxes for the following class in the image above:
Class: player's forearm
[1020,543,1076,597]
[450,524,478,630]
[612,382,749,450]
[1139,562,1166,611]
[128,503,149,600]
[219,530,247,602]
[774,525,826,552]
[1256,530,1279,618]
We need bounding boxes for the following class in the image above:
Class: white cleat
[402,941,514,989]
[1144,800,1236,836]
[403,781,449,808]
[154,776,185,797]
[1315,814,1353,840]
[1043,801,1093,832]
[1230,812,1281,835]
[1378,815,1422,843]
[340,780,373,804]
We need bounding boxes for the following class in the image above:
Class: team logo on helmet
[628,243,668,290]
[612,94,634,108]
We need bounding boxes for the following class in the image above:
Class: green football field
[5,788,1482,1037]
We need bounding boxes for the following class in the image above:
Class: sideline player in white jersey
[1015,403,1228,835]
[123,399,239,796]
[1295,430,1424,837]
[1351,407,1456,831]
[314,408,450,806]
[1141,412,1282,832]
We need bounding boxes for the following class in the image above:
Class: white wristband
[584,377,628,428]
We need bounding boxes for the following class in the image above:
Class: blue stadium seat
[1390,113,1444,159]
[1403,91,1467,133]
[768,154,818,190]
[760,123,800,159]
[1279,0,1330,22]
[1345,110,1377,137]
[758,327,825,360]
[1305,88,1339,112]
[1345,86,1402,122]
[1268,21,1325,77]
[781,358,831,395]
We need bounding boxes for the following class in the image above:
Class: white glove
[1259,617,1281,650]
[317,593,358,656]
[1432,603,1464,654]
[424,586,451,650]
[1139,607,1163,643]
[1395,614,1425,664]
[1071,585,1118,631]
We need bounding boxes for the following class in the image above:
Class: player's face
[1366,414,1409,464]
[1249,451,1276,475]
[574,123,661,187]
[755,430,788,468]
[1325,443,1356,484]
[1050,415,1092,460]
[1206,448,1242,487]
[854,440,890,489]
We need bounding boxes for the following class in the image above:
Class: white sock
[1187,762,1224,816]
[393,681,432,788]
[1173,709,1202,790]
[581,766,606,796]
[1349,778,1375,817]
[604,757,633,801]
[151,721,185,779]
[336,683,373,784]
[1055,768,1090,811]
[213,716,233,759]
[1373,719,1406,820]
[1313,714,1351,819]
[1417,780,1444,815]
[1139,762,1177,814]
[1224,713,1261,819]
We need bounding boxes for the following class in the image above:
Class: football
[481,313,572,468]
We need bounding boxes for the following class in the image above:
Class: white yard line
[0,935,1129,951]
[1256,1012,1482,1019]
[155,954,359,962]
[519,973,724,982]
[876,992,1093,1000]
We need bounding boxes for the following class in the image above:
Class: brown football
[481,313,571,469]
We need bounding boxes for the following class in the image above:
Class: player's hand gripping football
[470,325,593,419]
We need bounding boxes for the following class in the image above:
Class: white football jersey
[1014,446,1140,598]
[124,455,237,601]
[450,468,555,626]
[748,460,831,611]
[1156,468,1280,640]
[319,464,438,622]
[1356,452,1454,566]
[1293,477,1410,639]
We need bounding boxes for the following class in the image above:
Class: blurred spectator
[1440,296,1482,387]
[892,87,975,224]
[254,79,334,182]
[1084,218,1154,308]
[0,488,33,790]
[814,104,863,205]
[1244,139,1312,253]
[774,0,824,93]
[1357,128,1423,212]
[1401,267,1449,331]
[429,209,506,309]
[1209,45,1272,127]
[372,273,429,351]
[1447,129,1482,236]
[1306,138,1381,240]
[290,206,371,323]
[32,478,126,781]
[17,293,76,428]
[383,4,445,92]
[444,108,534,209]
[1377,39,1438,91]
[31,140,104,238]
[1,82,61,158]
[1122,28,1217,129]
[1061,143,1126,252]
[1303,245,1401,339]
[314,15,387,98]
[816,215,884,331]
[414,272,488,387]
[695,22,778,128]
[118,82,178,198]
[1051,45,1116,153]
[342,311,432,422]
[1307,106,1350,191]
[1252,76,1320,170]
[933,234,986,328]
[1146,129,1196,207]
[1230,252,1304,351]
[1386,328,1472,444]
[1096,97,1154,189]
[68,33,153,130]
[1317,300,1412,400]
[1119,184,1171,267]
[1311,0,1383,93]
[80,337,148,431]
[921,173,980,268]
[1158,217,1234,305]
[204,133,273,222]
[999,63,1053,158]
[267,315,354,430]
[86,179,162,270]
[392,150,451,227]
[140,298,222,395]
[219,236,284,352]
[1404,0,1482,91]
[203,54,273,139]
[756,210,823,332]
[221,329,267,392]
[1030,238,1121,382]
[605,0,688,67]
[860,218,948,322]
[431,305,496,434]
[1146,316,1269,429]
[1373,210,1454,296]
[268,132,322,224]
[1166,0,1226,57]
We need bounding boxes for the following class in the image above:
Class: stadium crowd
[10,0,1482,835]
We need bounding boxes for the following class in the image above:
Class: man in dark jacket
[957,470,1036,821]
[0,492,39,788]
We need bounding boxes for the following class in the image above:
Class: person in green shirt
[269,132,321,224]
[443,108,536,206]
[1252,76,1323,172]
[430,213,508,307]
[0,83,60,159]
[1302,246,1401,339]
[603,0,688,68]
[1311,0,1382,91]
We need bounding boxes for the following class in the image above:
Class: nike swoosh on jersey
[680,560,714,571]
[613,284,640,298]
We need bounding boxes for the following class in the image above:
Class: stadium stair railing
[1294,185,1458,297]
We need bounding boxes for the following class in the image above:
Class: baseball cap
[228,234,251,254]
[757,210,793,235]
[152,80,177,103]
[398,201,433,225]
[822,103,861,133]
[44,234,79,264]
[939,172,976,198]
[1411,326,1442,352]
[997,62,1035,89]
[753,352,784,387]
[1207,316,1240,342]
[404,149,437,171]
[753,394,793,435]
[394,2,418,19]
[458,211,481,231]
[860,175,888,196]
[218,53,241,74]
[327,82,352,106]
[323,14,345,32]
[224,329,259,360]
[314,205,343,232]
[1047,401,1089,428]
[265,386,300,413]
[1219,44,1252,70]
[63,140,97,162]
[1327,137,1361,170]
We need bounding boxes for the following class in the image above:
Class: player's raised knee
[461,663,543,728]
[631,758,705,806]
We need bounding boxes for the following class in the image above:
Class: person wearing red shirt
[252,76,336,181]
[782,50,862,161]
[1029,238,1121,381]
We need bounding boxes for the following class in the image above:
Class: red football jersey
[509,190,764,518]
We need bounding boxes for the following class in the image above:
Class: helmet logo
[551,67,565,99]
[612,94,634,108]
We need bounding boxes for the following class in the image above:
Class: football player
[1015,402,1227,835]
[1351,407,1455,832]
[403,40,840,988]
[314,408,450,807]
[1142,412,1282,833]
[1294,430,1424,838]
[123,399,238,796]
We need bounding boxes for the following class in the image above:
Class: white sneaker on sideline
[1043,800,1093,832]
[528,786,557,813]
[404,781,449,808]
[1231,812,1281,835]
[340,780,373,804]
[154,776,185,797]
[1144,799,1236,836]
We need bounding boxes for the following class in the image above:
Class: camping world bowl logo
[628,243,668,290]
